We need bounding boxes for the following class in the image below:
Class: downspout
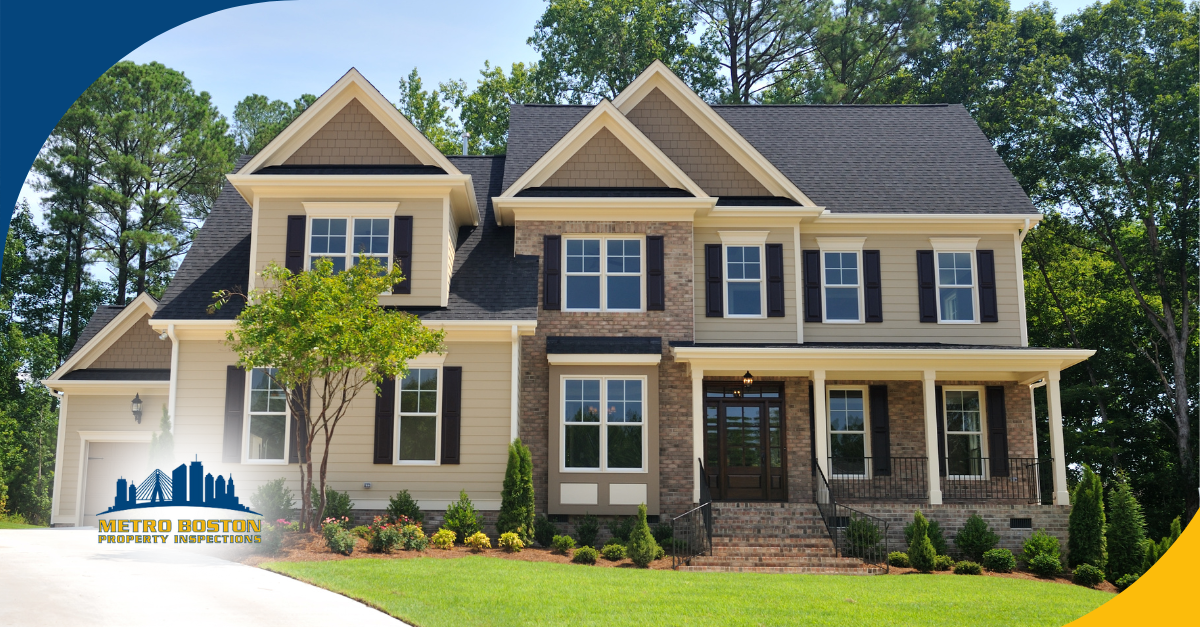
[1019,218,1031,242]
[167,323,179,432]
[510,324,520,442]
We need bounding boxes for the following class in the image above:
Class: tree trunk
[137,243,147,296]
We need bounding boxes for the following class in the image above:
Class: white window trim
[243,368,290,466]
[394,354,447,466]
[718,231,770,319]
[942,385,989,479]
[305,215,394,274]
[817,238,867,324]
[827,385,870,479]
[561,235,646,312]
[559,375,649,474]
[931,238,980,325]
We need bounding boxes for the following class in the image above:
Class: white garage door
[82,441,150,527]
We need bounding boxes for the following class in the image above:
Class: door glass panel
[768,406,782,468]
[724,405,761,468]
[705,406,719,469]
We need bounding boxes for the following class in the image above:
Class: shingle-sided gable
[542,128,666,188]
[64,305,125,360]
[282,98,421,166]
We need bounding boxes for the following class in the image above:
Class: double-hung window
[563,377,645,471]
[398,368,439,463]
[823,252,861,322]
[944,389,985,476]
[934,248,977,323]
[246,368,288,463]
[564,237,642,311]
[309,217,391,273]
[828,388,867,476]
[725,246,763,316]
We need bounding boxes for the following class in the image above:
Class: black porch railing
[813,462,890,572]
[671,458,713,569]
[825,457,1048,504]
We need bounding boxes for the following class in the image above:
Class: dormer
[226,69,478,307]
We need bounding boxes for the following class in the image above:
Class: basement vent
[833,516,850,529]
[548,514,569,524]
[1010,517,1033,529]
[647,515,660,524]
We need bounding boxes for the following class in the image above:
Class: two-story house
[44,64,1091,571]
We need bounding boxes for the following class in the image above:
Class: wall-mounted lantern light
[742,371,755,388]
[131,393,143,424]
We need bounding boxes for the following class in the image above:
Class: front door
[704,390,786,501]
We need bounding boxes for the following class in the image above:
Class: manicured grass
[0,520,45,529]
[265,557,1112,626]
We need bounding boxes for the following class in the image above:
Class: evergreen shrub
[431,528,455,550]
[1068,465,1107,570]
[1029,553,1063,578]
[534,515,558,548]
[251,478,295,522]
[982,548,1016,573]
[312,484,354,522]
[385,490,424,525]
[1115,573,1139,592]
[498,531,524,552]
[908,510,936,573]
[400,524,428,551]
[465,531,491,551]
[934,554,955,571]
[954,514,999,562]
[443,490,481,540]
[1105,475,1146,583]
[602,544,627,561]
[572,546,598,564]
[627,504,661,568]
[496,440,535,542]
[887,552,910,568]
[1072,563,1104,587]
[607,515,636,543]
[904,518,948,555]
[551,534,576,554]
[574,513,600,548]
[953,560,982,575]
[1022,529,1061,565]
[846,515,884,558]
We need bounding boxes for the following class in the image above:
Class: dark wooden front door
[704,398,786,501]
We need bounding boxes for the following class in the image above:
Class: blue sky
[20,0,1097,209]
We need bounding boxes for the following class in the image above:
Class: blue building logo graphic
[102,457,260,515]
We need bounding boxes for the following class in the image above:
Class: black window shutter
[704,244,723,317]
[766,243,785,317]
[977,250,998,322]
[285,216,306,275]
[544,236,561,310]
[289,383,309,464]
[646,235,665,311]
[393,216,413,294]
[986,386,1010,476]
[864,250,883,322]
[373,377,395,464]
[869,385,891,476]
[222,366,246,463]
[917,250,937,323]
[802,250,822,322]
[935,385,946,476]
[441,366,463,464]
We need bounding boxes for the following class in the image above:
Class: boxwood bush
[572,545,599,564]
[1115,573,1140,592]
[551,534,576,554]
[1029,553,1064,578]
[933,554,955,571]
[602,543,627,561]
[954,514,999,562]
[982,548,1016,573]
[534,515,558,548]
[1072,563,1105,588]
[887,552,910,568]
[953,560,982,575]
[574,514,600,548]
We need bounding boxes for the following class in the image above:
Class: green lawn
[0,520,45,529]
[265,557,1113,627]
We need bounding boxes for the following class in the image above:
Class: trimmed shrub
[934,554,955,571]
[367,517,403,553]
[627,503,661,568]
[259,522,284,555]
[385,490,424,525]
[551,534,576,554]
[574,513,600,548]
[1072,563,1104,587]
[982,548,1016,573]
[887,552,910,568]
[845,514,883,558]
[1029,553,1063,578]
[651,522,674,545]
[443,491,481,541]
[534,515,558,548]
[572,546,599,564]
[1068,464,1107,571]
[954,514,999,562]
[1022,529,1061,565]
[464,531,491,551]
[1105,475,1146,583]
[498,531,524,552]
[311,484,354,522]
[351,525,370,539]
[496,440,535,542]
[607,515,636,543]
[1115,573,1139,592]
[654,544,666,561]
[953,560,982,575]
[602,544,627,561]
[432,528,455,550]
[400,525,428,551]
[251,478,295,522]
[904,518,948,556]
[907,510,936,573]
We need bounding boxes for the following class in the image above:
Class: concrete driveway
[0,529,406,626]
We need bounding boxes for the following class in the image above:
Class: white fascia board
[492,196,715,226]
[45,380,170,395]
[670,345,1095,374]
[49,293,159,380]
[547,353,662,366]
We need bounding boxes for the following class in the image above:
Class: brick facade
[854,503,1070,559]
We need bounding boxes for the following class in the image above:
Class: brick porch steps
[677,501,885,575]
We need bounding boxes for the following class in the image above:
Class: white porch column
[692,367,704,503]
[1046,370,1071,506]
[922,370,943,505]
[812,369,828,478]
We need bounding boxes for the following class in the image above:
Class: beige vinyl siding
[56,393,164,519]
[543,128,666,188]
[694,227,797,343]
[86,314,171,369]
[170,339,511,510]
[801,233,1023,345]
[255,198,447,307]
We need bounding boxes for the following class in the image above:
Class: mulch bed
[240,532,676,570]
[886,565,1118,593]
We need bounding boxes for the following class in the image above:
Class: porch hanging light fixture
[130,393,143,424]
[742,371,754,388]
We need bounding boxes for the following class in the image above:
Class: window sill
[821,319,864,324]
[394,461,439,466]
[243,459,289,465]
[560,468,648,474]
[937,320,979,325]
[724,314,766,319]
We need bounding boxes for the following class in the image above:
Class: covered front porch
[670,343,1093,509]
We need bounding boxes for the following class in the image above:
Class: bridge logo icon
[102,457,260,515]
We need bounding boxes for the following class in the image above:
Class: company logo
[96,457,264,546]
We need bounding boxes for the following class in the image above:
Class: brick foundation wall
[854,503,1070,558]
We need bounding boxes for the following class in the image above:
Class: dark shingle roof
[503,103,1036,214]
[60,368,171,381]
[548,336,662,354]
[154,156,254,320]
[64,304,126,360]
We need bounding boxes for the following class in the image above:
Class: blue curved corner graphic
[102,458,260,515]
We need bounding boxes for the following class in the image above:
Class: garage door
[82,441,150,527]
